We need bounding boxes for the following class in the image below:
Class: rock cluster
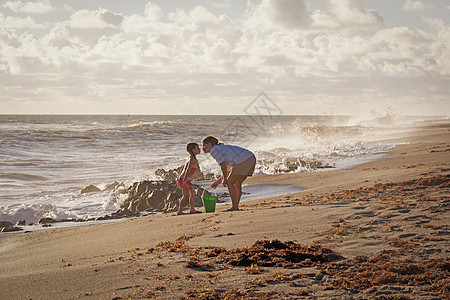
[0,221,23,233]
[114,180,212,217]
[275,158,334,173]
[81,181,124,194]
[155,166,216,181]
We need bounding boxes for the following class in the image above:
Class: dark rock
[16,220,26,226]
[38,217,56,224]
[81,185,101,194]
[59,218,82,223]
[155,166,216,181]
[164,191,181,211]
[1,226,23,232]
[96,215,112,221]
[146,190,166,210]
[115,179,214,215]
[275,158,335,173]
[155,167,182,181]
[103,182,122,192]
[134,180,153,195]
[0,221,13,229]
[111,208,139,219]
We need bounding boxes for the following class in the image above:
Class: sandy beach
[0,122,448,299]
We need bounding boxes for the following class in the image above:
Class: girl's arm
[182,157,195,182]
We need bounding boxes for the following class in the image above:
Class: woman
[202,136,256,211]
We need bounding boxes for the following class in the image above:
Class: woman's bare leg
[234,175,248,205]
[226,174,247,210]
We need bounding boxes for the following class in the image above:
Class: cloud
[0,12,46,29]
[69,9,124,29]
[244,0,311,31]
[402,0,433,11]
[312,0,384,29]
[144,2,163,21]
[422,16,446,31]
[207,0,233,9]
[0,3,448,115]
[244,0,384,31]
[2,0,56,14]
[64,8,124,45]
[168,5,221,25]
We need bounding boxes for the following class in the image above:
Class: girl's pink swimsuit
[176,159,198,189]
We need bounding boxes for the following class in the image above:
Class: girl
[176,142,202,215]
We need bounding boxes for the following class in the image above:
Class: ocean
[0,114,439,226]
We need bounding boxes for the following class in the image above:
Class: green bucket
[202,196,217,213]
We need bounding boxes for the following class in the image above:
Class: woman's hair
[186,142,198,156]
[202,136,221,146]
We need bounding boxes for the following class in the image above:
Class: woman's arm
[211,166,231,189]
[219,161,228,187]
[211,176,223,189]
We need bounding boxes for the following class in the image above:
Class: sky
[0,0,449,116]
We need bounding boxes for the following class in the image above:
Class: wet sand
[0,122,448,299]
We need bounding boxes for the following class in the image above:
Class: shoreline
[0,122,448,299]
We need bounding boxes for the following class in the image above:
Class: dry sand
[0,122,449,299]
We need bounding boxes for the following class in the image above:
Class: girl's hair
[202,136,222,146]
[186,142,198,156]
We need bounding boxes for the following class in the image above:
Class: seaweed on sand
[206,239,342,268]
[323,254,449,298]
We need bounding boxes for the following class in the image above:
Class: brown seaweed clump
[206,240,342,268]
[183,288,273,300]
[323,254,450,298]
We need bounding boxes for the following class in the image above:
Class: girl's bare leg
[178,188,189,214]
[188,188,195,210]
[188,188,201,213]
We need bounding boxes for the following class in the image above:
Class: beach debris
[156,240,190,253]
[207,240,342,268]
[324,254,450,298]
[185,255,214,270]
[184,288,273,299]
[290,174,450,206]
[244,263,265,274]
[80,185,101,194]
